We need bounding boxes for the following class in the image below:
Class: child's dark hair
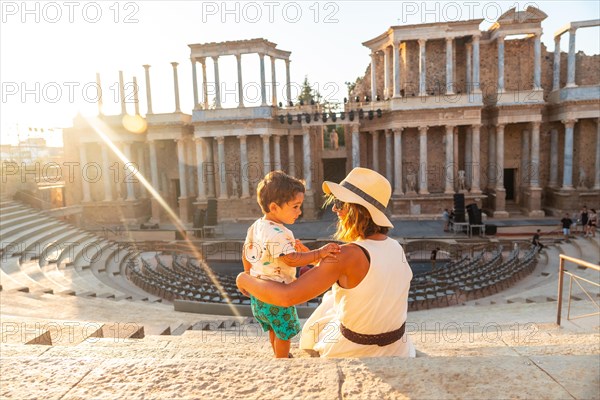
[257,171,305,214]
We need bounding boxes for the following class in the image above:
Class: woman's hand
[318,243,341,260]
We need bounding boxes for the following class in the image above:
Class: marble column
[472,35,481,93]
[287,133,296,176]
[385,130,393,184]
[96,73,103,115]
[497,35,505,92]
[465,43,472,94]
[118,70,126,115]
[446,38,454,94]
[238,136,250,198]
[171,62,181,113]
[418,39,427,96]
[259,53,267,106]
[133,77,140,114]
[533,34,542,90]
[273,135,281,171]
[393,128,403,195]
[371,131,379,172]
[123,142,136,201]
[530,122,540,188]
[149,140,160,192]
[488,126,496,188]
[566,28,577,87]
[79,144,92,202]
[195,138,206,201]
[262,134,271,174]
[370,52,378,100]
[176,139,187,198]
[562,119,576,189]
[553,37,561,91]
[212,56,221,109]
[186,139,195,196]
[453,128,459,187]
[142,65,153,114]
[191,58,199,108]
[136,144,147,197]
[444,125,454,194]
[302,128,312,191]
[201,58,209,109]
[216,136,227,199]
[393,42,401,98]
[383,46,390,99]
[418,126,429,194]
[521,129,530,187]
[285,59,292,104]
[101,145,113,201]
[595,119,600,189]
[465,128,472,187]
[236,54,244,108]
[471,125,481,193]
[206,139,216,198]
[495,124,505,190]
[351,125,360,168]
[549,129,559,187]
[271,56,277,106]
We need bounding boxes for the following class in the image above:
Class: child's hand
[295,239,310,253]
[318,243,341,260]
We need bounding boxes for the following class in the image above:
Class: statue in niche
[406,172,417,194]
[231,174,239,198]
[458,170,467,192]
[578,166,587,189]
[330,130,339,150]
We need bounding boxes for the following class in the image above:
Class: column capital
[472,35,481,43]
[562,119,577,128]
[194,137,204,144]
[142,64,151,70]
[419,126,428,134]
[216,136,225,144]
[392,127,404,134]
[235,53,242,60]
[260,134,271,140]
[554,35,561,44]
[497,34,505,41]
[211,55,219,61]
[199,57,207,64]
[418,38,427,46]
[496,123,506,131]
[569,27,577,35]
[445,125,455,133]
[258,52,265,58]
[445,37,453,43]
[385,130,392,137]
[530,121,541,130]
[170,61,179,68]
[471,124,482,131]
[236,135,247,142]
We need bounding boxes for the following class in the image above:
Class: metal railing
[556,254,600,325]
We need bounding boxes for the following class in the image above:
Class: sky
[1,0,599,147]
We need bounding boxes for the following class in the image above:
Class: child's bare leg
[268,329,276,354]
[273,337,291,358]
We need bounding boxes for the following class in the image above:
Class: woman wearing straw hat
[237,167,415,358]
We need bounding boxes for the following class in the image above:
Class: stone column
[533,34,542,90]
[566,28,577,87]
[418,39,427,96]
[553,36,561,91]
[418,126,429,194]
[530,122,540,187]
[383,46,390,99]
[444,125,454,194]
[79,144,92,202]
[488,126,496,188]
[549,129,559,187]
[101,145,113,201]
[118,70,126,115]
[370,52,377,100]
[495,124,505,190]
[212,56,221,109]
[465,43,472,94]
[148,140,160,192]
[186,139,195,196]
[142,65,153,114]
[465,128,472,188]
[446,38,454,94]
[393,128,403,195]
[393,42,401,98]
[385,130,393,183]
[95,73,103,115]
[273,135,281,171]
[259,53,267,106]
[351,125,360,169]
[595,119,600,189]
[271,56,277,106]
[521,129,530,187]
[206,139,216,198]
[133,76,140,116]
[497,35,505,92]
[216,136,227,199]
[262,134,271,174]
[471,125,481,193]
[287,133,295,176]
[371,131,379,172]
[285,59,292,104]
[472,35,481,93]
[302,128,312,191]
[238,136,250,198]
[236,54,244,108]
[176,139,187,198]
[195,138,206,201]
[201,58,209,109]
[562,119,576,189]
[171,62,181,113]
[191,58,199,108]
[123,142,136,201]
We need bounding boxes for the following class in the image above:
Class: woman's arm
[237,247,352,307]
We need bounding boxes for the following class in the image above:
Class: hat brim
[323,181,393,228]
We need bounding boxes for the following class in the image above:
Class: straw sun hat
[322,167,393,228]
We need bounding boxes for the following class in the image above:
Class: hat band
[340,181,387,213]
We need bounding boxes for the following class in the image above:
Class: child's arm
[242,247,252,273]
[280,243,340,267]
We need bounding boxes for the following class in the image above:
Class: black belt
[340,322,406,347]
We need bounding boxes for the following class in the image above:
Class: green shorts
[250,295,301,341]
